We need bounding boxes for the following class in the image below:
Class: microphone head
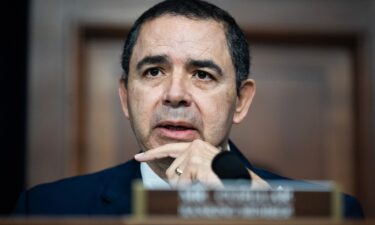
[212,151,252,183]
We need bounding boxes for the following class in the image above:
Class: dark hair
[121,0,250,94]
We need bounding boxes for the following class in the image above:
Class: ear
[233,79,256,124]
[118,79,130,119]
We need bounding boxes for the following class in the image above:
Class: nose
[162,75,192,107]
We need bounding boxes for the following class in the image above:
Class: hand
[134,139,223,188]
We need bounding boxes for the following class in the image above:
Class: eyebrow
[136,55,223,76]
[136,55,169,71]
[188,59,223,76]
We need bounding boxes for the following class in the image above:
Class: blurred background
[1,0,374,217]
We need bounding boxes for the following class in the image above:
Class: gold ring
[175,167,183,176]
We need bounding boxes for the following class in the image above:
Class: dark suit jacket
[13,142,364,218]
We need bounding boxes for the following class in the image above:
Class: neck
[147,158,174,180]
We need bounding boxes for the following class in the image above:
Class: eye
[144,68,163,77]
[193,70,213,81]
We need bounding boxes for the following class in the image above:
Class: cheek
[128,85,161,124]
[197,89,237,134]
[127,89,145,126]
[213,97,235,125]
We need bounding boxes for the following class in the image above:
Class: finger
[174,157,194,188]
[196,171,223,189]
[249,169,270,189]
[167,140,221,188]
[134,142,191,162]
[176,140,222,188]
[174,158,222,188]
[166,150,191,188]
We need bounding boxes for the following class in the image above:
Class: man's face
[120,15,251,151]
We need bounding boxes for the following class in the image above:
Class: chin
[152,137,197,147]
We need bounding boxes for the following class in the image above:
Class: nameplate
[132,180,341,219]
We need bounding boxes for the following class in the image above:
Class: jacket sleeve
[12,191,29,216]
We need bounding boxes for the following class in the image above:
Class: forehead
[130,15,233,69]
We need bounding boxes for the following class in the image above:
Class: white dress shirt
[140,162,170,189]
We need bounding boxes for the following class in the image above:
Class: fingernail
[134,152,144,160]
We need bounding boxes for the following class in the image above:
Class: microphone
[212,151,252,185]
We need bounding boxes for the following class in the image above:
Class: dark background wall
[0,0,28,215]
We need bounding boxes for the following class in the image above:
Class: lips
[155,121,198,140]
[157,121,195,130]
[160,125,192,131]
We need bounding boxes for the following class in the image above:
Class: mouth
[155,121,199,140]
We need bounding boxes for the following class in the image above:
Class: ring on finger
[175,167,183,176]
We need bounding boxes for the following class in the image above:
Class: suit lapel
[229,140,254,170]
[98,159,142,215]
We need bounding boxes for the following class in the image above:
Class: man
[14,0,363,218]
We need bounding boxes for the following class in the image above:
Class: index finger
[134,142,191,162]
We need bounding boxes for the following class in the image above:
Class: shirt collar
[140,162,170,189]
